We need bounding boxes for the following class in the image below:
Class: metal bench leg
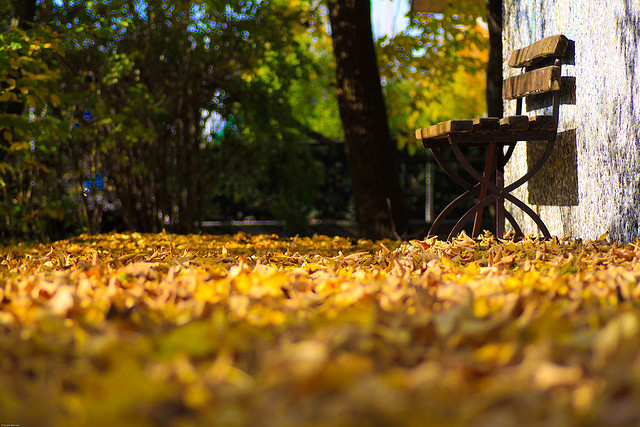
[430,147,475,190]
[496,144,505,238]
[448,192,525,240]
[449,136,554,239]
[472,142,496,238]
[426,146,480,238]
[428,183,479,238]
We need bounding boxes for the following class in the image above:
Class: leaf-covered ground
[1,232,640,426]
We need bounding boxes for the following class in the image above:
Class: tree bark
[486,0,503,117]
[327,0,409,239]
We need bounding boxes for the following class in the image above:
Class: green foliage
[200,129,323,233]
[30,0,328,235]
[378,5,489,151]
[0,12,76,240]
[287,4,343,142]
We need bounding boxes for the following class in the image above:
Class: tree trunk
[486,0,503,117]
[327,0,409,239]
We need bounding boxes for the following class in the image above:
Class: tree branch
[294,120,342,148]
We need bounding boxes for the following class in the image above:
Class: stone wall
[503,0,640,241]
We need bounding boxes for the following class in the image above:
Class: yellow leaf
[474,342,515,364]
[49,286,75,316]
[50,93,60,107]
[533,362,583,390]
[464,261,479,276]
[593,312,639,367]
[10,141,30,152]
[3,130,12,143]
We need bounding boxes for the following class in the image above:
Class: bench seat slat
[416,114,558,141]
[416,115,558,145]
[472,117,500,132]
[417,119,473,140]
[499,115,530,131]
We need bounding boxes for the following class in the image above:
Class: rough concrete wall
[503,0,640,241]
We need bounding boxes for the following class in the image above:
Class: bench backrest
[502,34,568,117]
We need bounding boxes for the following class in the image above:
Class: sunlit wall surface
[503,0,640,242]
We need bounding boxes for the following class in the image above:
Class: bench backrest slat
[508,35,568,68]
[503,65,561,100]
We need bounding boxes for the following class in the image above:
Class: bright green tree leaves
[378,4,489,150]
[21,0,332,235]
[0,10,72,240]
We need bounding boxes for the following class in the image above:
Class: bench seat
[416,115,557,145]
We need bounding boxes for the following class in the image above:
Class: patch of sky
[371,0,410,40]
[371,0,437,57]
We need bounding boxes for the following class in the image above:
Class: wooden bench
[415,34,568,240]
